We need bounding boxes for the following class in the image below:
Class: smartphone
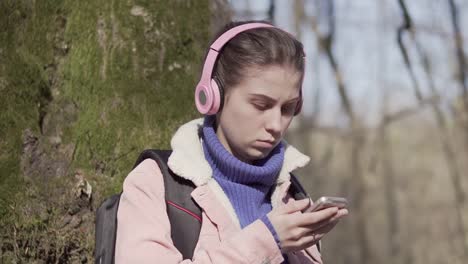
[302,196,348,213]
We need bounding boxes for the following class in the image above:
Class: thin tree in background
[448,0,468,112]
[376,1,402,261]
[267,0,275,23]
[397,0,468,259]
[305,0,370,262]
[447,0,468,174]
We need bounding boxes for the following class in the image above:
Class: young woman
[115,20,348,264]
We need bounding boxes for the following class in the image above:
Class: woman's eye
[253,103,269,110]
[282,104,296,115]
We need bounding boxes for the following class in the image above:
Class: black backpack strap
[133,149,202,260]
[287,173,321,252]
[95,193,121,264]
[95,150,202,264]
[288,173,309,200]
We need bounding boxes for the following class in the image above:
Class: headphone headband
[210,23,274,51]
[199,23,274,86]
[195,22,303,116]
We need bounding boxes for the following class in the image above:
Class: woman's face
[216,65,302,163]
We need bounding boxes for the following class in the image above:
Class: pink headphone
[194,22,303,116]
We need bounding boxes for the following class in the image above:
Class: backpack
[94,149,311,264]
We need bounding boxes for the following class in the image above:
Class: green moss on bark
[0,0,212,261]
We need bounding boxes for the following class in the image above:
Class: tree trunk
[0,0,223,262]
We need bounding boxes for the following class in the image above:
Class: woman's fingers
[304,208,348,234]
[296,207,339,226]
[268,201,349,253]
[301,210,349,244]
[314,208,348,228]
[298,207,349,227]
[283,228,326,252]
[277,198,311,215]
[288,219,340,251]
[337,208,349,216]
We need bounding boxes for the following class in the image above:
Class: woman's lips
[255,140,274,148]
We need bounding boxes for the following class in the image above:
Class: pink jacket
[115,118,323,263]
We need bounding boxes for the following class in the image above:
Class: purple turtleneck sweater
[202,116,288,262]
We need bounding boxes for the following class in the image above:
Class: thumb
[279,198,311,214]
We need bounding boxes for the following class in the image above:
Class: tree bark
[0,0,216,261]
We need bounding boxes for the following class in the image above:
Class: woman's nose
[265,108,282,136]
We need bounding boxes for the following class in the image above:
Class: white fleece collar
[167,118,310,187]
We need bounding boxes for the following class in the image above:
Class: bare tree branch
[295,94,439,138]
[379,117,400,261]
[397,0,468,258]
[396,0,423,101]
[308,5,355,123]
[448,0,468,103]
[447,0,468,174]
[382,95,439,125]
[307,1,369,262]
[375,3,401,256]
[267,0,275,23]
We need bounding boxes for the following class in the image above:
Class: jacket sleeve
[115,159,285,264]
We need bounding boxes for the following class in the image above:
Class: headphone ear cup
[195,83,213,115]
[206,78,222,115]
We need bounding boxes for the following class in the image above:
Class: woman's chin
[246,148,271,161]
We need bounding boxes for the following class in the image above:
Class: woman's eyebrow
[249,93,300,103]
[249,93,276,102]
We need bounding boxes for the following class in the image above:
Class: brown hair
[207,20,305,94]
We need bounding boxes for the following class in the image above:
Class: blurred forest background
[0,0,467,263]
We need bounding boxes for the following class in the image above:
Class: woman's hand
[267,198,348,253]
